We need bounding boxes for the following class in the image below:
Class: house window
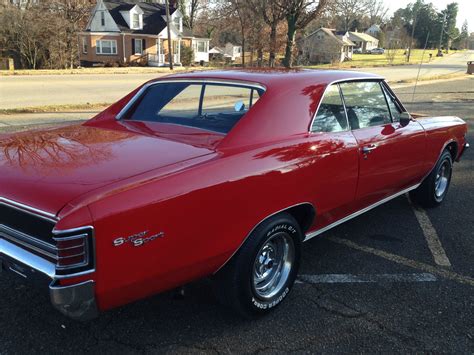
[132,13,140,29]
[100,11,105,26]
[96,40,117,55]
[134,39,144,55]
[196,41,207,53]
[82,37,88,54]
[173,16,182,32]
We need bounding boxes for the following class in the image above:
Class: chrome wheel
[253,232,295,300]
[435,160,451,198]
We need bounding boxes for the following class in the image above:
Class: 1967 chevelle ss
[0,70,469,320]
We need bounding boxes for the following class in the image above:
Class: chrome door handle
[361,144,377,154]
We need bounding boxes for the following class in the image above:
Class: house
[300,28,355,64]
[78,0,210,67]
[365,24,382,38]
[347,31,379,52]
[209,43,242,62]
[224,43,242,61]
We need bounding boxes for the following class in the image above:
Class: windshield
[124,82,265,134]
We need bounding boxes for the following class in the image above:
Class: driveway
[1,78,473,353]
[1,51,472,110]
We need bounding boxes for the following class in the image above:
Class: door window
[381,84,403,122]
[340,81,391,129]
[311,84,348,132]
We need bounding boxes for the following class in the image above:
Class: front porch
[147,38,182,67]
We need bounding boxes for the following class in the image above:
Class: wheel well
[284,203,315,235]
[446,142,458,161]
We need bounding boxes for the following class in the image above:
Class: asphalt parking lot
[1,78,473,353]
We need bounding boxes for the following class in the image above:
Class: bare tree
[177,0,200,29]
[251,0,286,67]
[279,0,330,68]
[366,0,388,24]
[335,0,370,31]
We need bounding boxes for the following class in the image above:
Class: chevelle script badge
[113,230,164,247]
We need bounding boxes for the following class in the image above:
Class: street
[0,50,473,110]
[0,77,473,353]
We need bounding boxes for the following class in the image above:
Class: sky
[385,0,473,30]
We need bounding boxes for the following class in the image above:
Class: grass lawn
[305,49,464,69]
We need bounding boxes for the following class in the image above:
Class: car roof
[152,69,383,91]
[144,69,385,150]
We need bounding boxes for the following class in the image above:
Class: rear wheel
[214,213,302,317]
[410,149,453,208]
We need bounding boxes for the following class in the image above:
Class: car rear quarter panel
[85,132,359,311]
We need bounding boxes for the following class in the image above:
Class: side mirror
[399,112,412,127]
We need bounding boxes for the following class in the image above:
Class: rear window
[124,82,264,134]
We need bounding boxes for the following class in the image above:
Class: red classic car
[0,70,469,320]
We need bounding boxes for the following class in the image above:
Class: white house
[347,31,379,52]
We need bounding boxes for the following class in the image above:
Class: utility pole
[437,12,447,57]
[407,10,418,63]
[165,0,173,70]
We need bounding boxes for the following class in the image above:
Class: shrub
[180,44,194,66]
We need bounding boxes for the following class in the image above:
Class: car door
[339,80,426,208]
[307,83,360,229]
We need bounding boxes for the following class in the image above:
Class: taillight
[53,227,94,275]
[55,234,88,269]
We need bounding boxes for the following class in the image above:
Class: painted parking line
[327,236,474,287]
[298,273,437,284]
[408,197,452,267]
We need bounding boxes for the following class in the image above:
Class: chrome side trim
[304,184,420,242]
[308,76,384,133]
[115,79,267,120]
[1,238,56,279]
[0,197,57,222]
[213,202,315,274]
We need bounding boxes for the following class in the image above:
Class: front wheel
[410,149,453,208]
[214,213,302,317]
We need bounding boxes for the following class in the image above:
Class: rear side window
[125,82,264,134]
[311,84,348,132]
[340,81,391,129]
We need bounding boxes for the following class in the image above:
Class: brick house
[300,28,355,64]
[78,0,210,66]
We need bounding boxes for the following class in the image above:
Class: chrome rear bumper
[1,238,98,321]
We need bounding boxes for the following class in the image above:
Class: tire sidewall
[237,216,302,315]
[432,151,453,203]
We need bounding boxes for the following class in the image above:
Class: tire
[410,149,453,208]
[214,213,302,318]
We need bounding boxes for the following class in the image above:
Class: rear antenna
[412,32,430,102]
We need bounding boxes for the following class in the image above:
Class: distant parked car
[369,48,385,54]
[353,47,363,54]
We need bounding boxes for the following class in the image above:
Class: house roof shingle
[100,0,198,37]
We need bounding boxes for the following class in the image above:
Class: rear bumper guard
[1,238,98,321]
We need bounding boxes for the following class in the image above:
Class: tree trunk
[257,48,263,67]
[269,25,277,67]
[283,15,297,68]
[241,36,245,67]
